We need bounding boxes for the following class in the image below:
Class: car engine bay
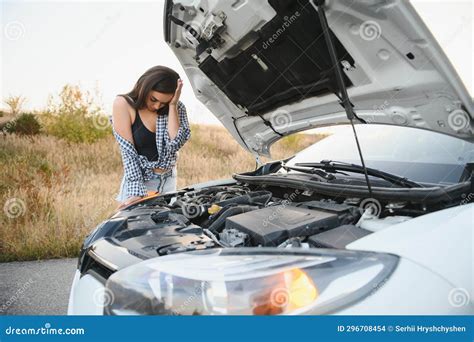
[101,181,454,260]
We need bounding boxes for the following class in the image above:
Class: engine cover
[225,205,341,246]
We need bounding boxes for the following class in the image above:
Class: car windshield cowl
[232,171,470,204]
[293,160,424,189]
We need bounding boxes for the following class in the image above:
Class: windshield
[286,125,474,185]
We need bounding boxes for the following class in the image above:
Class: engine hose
[208,205,258,234]
[249,193,272,206]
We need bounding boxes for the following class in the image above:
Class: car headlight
[104,248,398,315]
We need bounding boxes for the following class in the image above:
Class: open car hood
[165,0,473,157]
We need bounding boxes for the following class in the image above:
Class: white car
[68,0,473,315]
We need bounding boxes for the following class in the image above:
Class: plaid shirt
[112,101,191,198]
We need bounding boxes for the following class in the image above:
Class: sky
[1,0,473,126]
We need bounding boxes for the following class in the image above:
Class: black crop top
[131,108,159,161]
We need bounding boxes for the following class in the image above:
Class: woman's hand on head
[170,79,183,105]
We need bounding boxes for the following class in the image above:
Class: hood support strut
[310,0,373,196]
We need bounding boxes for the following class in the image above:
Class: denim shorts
[115,166,177,202]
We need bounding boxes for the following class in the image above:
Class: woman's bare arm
[112,96,144,208]
[167,104,180,140]
[112,96,134,143]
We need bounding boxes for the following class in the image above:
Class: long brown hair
[121,65,180,109]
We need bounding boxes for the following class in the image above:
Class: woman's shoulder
[113,95,136,124]
[114,95,136,114]
[114,95,134,109]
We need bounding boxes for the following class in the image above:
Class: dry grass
[0,124,325,261]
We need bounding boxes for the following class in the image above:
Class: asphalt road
[0,258,77,315]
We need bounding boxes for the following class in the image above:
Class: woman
[112,65,191,209]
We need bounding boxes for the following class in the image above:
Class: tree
[4,95,27,116]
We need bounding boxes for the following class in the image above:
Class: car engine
[105,183,423,260]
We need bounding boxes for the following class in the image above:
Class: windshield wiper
[295,160,423,188]
[282,164,340,181]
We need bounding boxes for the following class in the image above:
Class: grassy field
[0,121,325,262]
